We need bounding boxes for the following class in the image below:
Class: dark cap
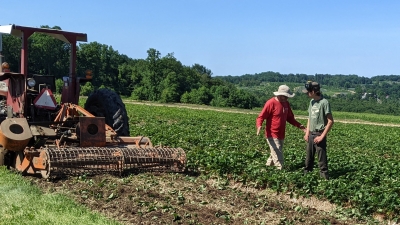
[302,81,320,93]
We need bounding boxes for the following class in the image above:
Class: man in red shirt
[256,85,305,170]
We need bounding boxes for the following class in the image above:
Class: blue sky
[1,0,399,77]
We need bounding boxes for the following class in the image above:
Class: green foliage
[98,84,113,91]
[131,86,148,100]
[217,72,372,88]
[29,26,70,77]
[77,42,132,95]
[210,96,228,107]
[127,103,400,220]
[226,89,258,109]
[116,62,134,96]
[55,78,63,94]
[181,86,212,105]
[1,34,22,72]
[160,86,180,103]
[127,49,212,104]
[80,82,95,96]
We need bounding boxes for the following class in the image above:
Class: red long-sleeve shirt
[256,97,301,139]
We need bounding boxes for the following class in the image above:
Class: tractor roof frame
[0,24,87,78]
[0,24,88,104]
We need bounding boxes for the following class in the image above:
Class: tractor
[0,24,186,178]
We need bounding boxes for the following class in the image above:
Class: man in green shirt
[302,81,334,179]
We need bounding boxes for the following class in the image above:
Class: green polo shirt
[308,96,332,132]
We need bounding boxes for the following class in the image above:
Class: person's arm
[256,101,271,135]
[320,113,334,139]
[304,118,310,142]
[304,101,311,142]
[313,101,334,144]
[320,101,334,139]
[286,106,305,131]
[256,126,262,136]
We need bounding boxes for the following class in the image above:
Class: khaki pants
[266,138,284,170]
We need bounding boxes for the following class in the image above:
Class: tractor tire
[84,89,130,136]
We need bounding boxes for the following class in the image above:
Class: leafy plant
[127,103,400,220]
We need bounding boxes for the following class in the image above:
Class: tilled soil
[27,173,365,225]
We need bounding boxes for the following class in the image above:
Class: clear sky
[1,0,399,78]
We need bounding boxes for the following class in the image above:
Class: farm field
[125,100,400,126]
[1,102,400,224]
[125,103,400,221]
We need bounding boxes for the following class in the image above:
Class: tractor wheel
[84,89,130,136]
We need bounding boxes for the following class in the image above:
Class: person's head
[1,62,10,72]
[302,81,321,97]
[273,85,295,102]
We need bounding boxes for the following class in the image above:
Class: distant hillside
[216,72,400,116]
[215,71,373,88]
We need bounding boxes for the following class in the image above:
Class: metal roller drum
[45,147,187,178]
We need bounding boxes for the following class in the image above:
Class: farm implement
[0,24,186,178]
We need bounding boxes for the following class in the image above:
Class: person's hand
[313,135,324,144]
[256,126,262,136]
[299,125,306,133]
[304,134,308,142]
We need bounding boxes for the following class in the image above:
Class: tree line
[218,72,400,115]
[1,26,259,109]
[2,25,400,115]
[217,72,373,88]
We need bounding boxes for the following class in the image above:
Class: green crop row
[127,104,400,221]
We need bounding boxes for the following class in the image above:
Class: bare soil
[26,172,368,225]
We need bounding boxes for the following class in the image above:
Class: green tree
[80,82,94,96]
[117,62,135,96]
[187,86,212,105]
[1,34,21,72]
[129,49,200,103]
[191,64,213,87]
[77,42,129,92]
[28,25,70,77]
[210,85,231,107]
[180,92,191,104]
[55,78,63,94]
[161,86,179,103]
[210,96,228,107]
[227,89,257,109]
[144,48,162,101]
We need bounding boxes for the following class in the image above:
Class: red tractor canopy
[0,24,88,104]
